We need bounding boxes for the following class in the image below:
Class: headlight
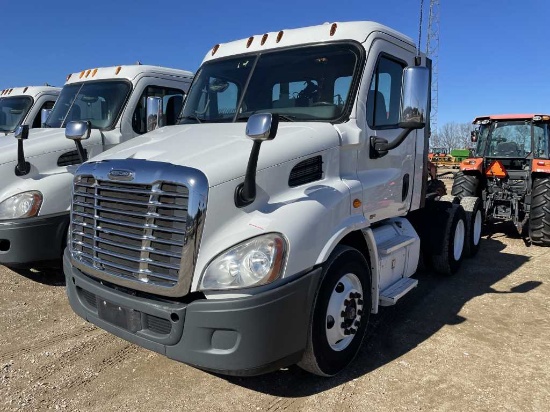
[0,191,43,220]
[200,233,287,291]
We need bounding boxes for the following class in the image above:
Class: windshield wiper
[179,114,203,124]
[237,113,295,122]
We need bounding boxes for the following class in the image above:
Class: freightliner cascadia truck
[64,22,480,376]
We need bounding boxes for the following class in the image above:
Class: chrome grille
[71,176,189,287]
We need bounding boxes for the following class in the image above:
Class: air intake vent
[57,150,87,167]
[289,156,323,187]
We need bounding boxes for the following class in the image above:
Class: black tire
[529,177,550,246]
[460,196,483,257]
[298,245,372,377]
[431,203,466,275]
[451,171,479,199]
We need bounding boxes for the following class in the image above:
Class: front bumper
[0,212,69,266]
[64,249,322,376]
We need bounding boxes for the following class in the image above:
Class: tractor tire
[451,172,479,199]
[529,177,550,246]
[298,245,371,376]
[431,203,466,275]
[460,196,483,257]
[439,195,459,204]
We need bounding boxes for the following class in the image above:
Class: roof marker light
[533,115,542,121]
[85,69,91,78]
[246,36,254,48]
[261,33,268,45]
[92,68,98,77]
[276,31,284,43]
[23,87,28,93]
[66,73,72,82]
[330,23,338,36]
[212,44,220,55]
[79,71,85,78]
[115,66,122,75]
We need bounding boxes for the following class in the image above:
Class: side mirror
[65,121,91,140]
[399,66,430,130]
[14,125,30,176]
[14,125,29,140]
[471,130,478,143]
[246,113,279,141]
[146,96,163,132]
[41,109,52,127]
[65,121,91,164]
[235,113,279,207]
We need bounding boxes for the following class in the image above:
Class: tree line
[430,122,475,152]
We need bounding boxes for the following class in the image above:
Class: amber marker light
[23,87,28,93]
[115,66,122,75]
[79,71,85,78]
[85,69,91,78]
[330,23,338,36]
[261,34,268,45]
[212,44,220,55]
[276,31,284,43]
[66,73,72,82]
[246,36,254,48]
[353,199,362,208]
[92,68,98,77]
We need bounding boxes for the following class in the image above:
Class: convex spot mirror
[14,125,29,140]
[65,120,91,141]
[246,113,279,142]
[399,66,430,130]
[146,96,163,132]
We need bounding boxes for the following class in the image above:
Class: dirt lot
[1,222,549,411]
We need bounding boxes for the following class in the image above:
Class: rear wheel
[451,171,479,199]
[460,196,483,257]
[431,203,466,275]
[298,246,371,377]
[529,177,550,246]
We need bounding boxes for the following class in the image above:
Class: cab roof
[203,21,416,62]
[0,85,61,97]
[65,64,194,85]
[473,114,550,123]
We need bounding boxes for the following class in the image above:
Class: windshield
[180,43,362,124]
[0,96,33,132]
[45,80,131,129]
[475,120,550,158]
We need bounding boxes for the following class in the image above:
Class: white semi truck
[64,22,479,376]
[0,86,60,135]
[0,65,193,267]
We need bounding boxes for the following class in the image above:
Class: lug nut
[355,321,361,327]
[341,311,346,317]
[344,329,351,335]
[344,299,350,306]
[357,310,363,316]
[358,299,364,305]
[341,322,346,328]
[349,328,357,334]
[356,293,362,299]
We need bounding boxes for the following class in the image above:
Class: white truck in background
[0,65,193,267]
[64,22,480,377]
[0,86,60,135]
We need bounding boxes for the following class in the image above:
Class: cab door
[357,38,418,223]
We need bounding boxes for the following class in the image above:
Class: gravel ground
[1,220,549,411]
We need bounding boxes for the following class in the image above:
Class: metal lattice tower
[426,0,440,136]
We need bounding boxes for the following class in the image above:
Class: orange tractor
[451,114,550,245]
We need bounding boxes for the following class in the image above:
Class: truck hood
[90,123,341,187]
[0,127,70,166]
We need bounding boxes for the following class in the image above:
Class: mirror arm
[370,128,414,159]
[15,139,30,176]
[75,141,87,163]
[234,140,262,207]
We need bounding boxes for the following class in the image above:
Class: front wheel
[298,246,372,377]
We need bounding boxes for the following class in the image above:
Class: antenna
[426,0,440,136]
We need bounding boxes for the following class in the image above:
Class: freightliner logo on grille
[108,169,135,181]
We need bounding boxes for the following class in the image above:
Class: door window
[132,86,185,134]
[367,56,405,129]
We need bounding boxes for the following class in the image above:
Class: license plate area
[97,299,142,333]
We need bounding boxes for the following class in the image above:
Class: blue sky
[1,0,548,128]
